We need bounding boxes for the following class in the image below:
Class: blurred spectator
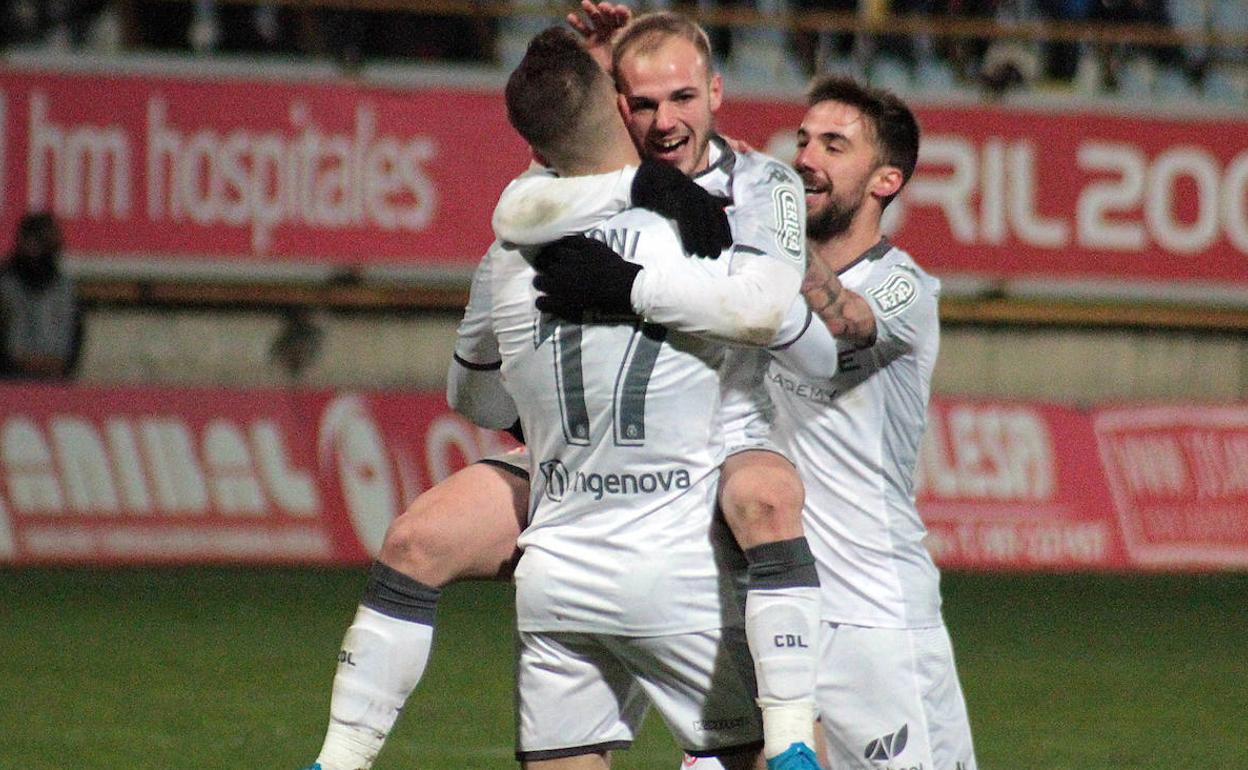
[1091,0,1184,91]
[270,307,324,381]
[792,0,859,75]
[125,0,495,64]
[315,8,496,68]
[1035,0,1094,81]
[1,0,109,49]
[0,213,83,380]
[130,0,309,55]
[943,0,1001,81]
[974,0,1046,95]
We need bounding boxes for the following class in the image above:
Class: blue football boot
[766,742,821,770]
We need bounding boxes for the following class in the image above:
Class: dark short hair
[505,26,611,170]
[611,11,714,86]
[806,76,919,207]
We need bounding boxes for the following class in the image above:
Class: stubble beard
[806,194,861,243]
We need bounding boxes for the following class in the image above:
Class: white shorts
[515,627,763,762]
[816,623,977,770]
[477,446,530,480]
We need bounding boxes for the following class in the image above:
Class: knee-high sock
[314,562,440,770]
[743,538,821,758]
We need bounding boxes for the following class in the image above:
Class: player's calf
[719,451,821,765]
[306,460,529,770]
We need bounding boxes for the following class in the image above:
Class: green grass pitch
[2,567,1245,769]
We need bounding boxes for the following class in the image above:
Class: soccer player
[526,75,981,770]
[495,27,767,767]
[493,15,825,765]
[759,75,977,770]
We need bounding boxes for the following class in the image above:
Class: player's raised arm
[628,245,802,345]
[801,253,876,345]
[492,159,732,259]
[630,153,807,345]
[768,256,938,382]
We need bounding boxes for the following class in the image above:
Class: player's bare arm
[801,255,876,347]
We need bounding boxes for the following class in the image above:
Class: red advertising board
[1093,405,1248,569]
[0,68,526,268]
[3,65,1247,286]
[1,383,1244,570]
[0,384,514,565]
[722,98,1248,287]
[915,397,1126,571]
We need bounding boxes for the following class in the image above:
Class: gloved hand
[533,235,642,320]
[630,159,732,258]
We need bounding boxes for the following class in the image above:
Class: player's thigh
[614,627,763,763]
[378,449,530,585]
[719,448,805,549]
[816,623,977,770]
[516,631,649,763]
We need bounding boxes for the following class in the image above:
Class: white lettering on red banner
[917,403,1055,501]
[2,70,477,265]
[914,398,1116,569]
[3,67,1247,283]
[0,384,512,565]
[143,99,437,253]
[2,384,1244,571]
[1094,406,1248,568]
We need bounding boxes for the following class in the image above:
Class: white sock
[745,585,821,758]
[314,605,434,770]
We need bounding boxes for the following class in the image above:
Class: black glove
[630,159,732,259]
[532,235,641,320]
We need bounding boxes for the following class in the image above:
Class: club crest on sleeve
[772,185,804,264]
[869,271,919,318]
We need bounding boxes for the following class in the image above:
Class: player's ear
[708,72,723,113]
[871,165,903,201]
[617,92,632,121]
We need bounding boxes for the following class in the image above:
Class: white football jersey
[768,239,943,628]
[491,206,744,637]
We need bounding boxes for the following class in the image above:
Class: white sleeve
[630,247,802,346]
[864,268,939,367]
[766,298,841,380]
[630,152,805,346]
[446,245,519,430]
[728,156,808,273]
[491,166,637,245]
[767,266,940,380]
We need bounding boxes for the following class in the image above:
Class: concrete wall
[937,327,1248,402]
[80,309,462,392]
[75,308,1248,403]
